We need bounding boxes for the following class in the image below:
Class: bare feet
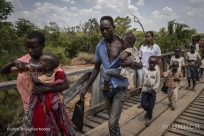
[191,86,196,91]
[185,85,191,90]
[144,113,147,119]
[145,119,151,127]
[136,88,142,95]
[137,104,142,108]
[171,106,175,110]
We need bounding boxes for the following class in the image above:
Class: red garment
[32,70,75,136]
[32,99,46,136]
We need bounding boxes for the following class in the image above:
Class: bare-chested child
[163,61,183,110]
[102,32,140,91]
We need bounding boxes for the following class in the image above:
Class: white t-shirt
[170,56,185,72]
[142,68,160,93]
[139,44,161,68]
[186,52,201,61]
[186,51,201,65]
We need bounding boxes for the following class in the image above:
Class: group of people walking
[1,15,203,136]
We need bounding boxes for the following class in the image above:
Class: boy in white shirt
[141,56,160,127]
[137,31,161,108]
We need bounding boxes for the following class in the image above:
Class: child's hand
[32,85,45,94]
[149,89,156,94]
[14,60,27,71]
[31,74,41,85]
[173,77,180,82]
[120,60,130,67]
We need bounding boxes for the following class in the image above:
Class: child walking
[170,48,185,75]
[163,61,183,110]
[185,46,201,90]
[141,56,160,127]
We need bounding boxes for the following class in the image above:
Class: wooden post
[91,71,104,107]
[128,72,137,91]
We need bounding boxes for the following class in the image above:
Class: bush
[0,89,23,135]
[77,52,94,64]
[44,45,70,65]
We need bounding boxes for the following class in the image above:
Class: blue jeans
[103,86,127,136]
[186,65,197,82]
[141,92,156,120]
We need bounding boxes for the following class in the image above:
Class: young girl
[22,54,75,136]
[141,56,160,127]
[163,61,183,110]
[185,46,201,90]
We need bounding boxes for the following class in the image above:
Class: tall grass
[77,52,94,64]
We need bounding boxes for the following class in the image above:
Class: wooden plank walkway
[78,79,204,136]
[163,87,204,136]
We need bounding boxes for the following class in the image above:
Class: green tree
[44,22,60,33]
[43,22,61,47]
[156,20,196,51]
[83,18,100,35]
[167,20,175,35]
[15,18,37,36]
[114,16,131,36]
[0,0,13,22]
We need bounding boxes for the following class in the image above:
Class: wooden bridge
[1,51,204,136]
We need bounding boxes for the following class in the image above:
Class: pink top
[16,54,33,112]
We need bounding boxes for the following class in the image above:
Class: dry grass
[77,52,94,64]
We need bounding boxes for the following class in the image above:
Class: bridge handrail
[0,67,93,90]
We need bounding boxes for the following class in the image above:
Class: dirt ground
[66,92,91,118]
